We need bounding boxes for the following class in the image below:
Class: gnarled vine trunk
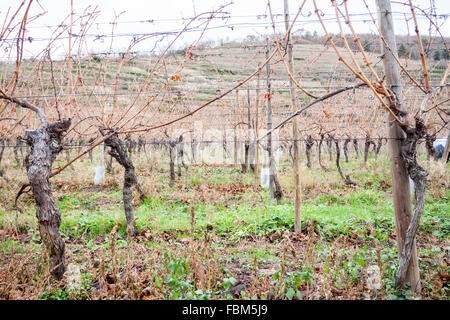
[105,153,113,173]
[169,144,176,185]
[395,116,428,289]
[88,137,94,163]
[271,163,283,201]
[25,118,71,280]
[374,138,384,160]
[0,138,6,177]
[318,134,328,172]
[364,134,376,163]
[353,138,359,159]
[305,135,314,169]
[242,140,249,173]
[14,136,22,167]
[377,0,421,291]
[176,139,187,177]
[326,138,333,161]
[343,138,351,163]
[334,138,355,185]
[101,130,144,237]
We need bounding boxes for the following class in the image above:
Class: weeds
[0,151,448,300]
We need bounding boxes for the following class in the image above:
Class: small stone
[366,265,381,291]
[66,263,82,291]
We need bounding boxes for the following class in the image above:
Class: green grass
[0,158,448,300]
[17,186,437,244]
[2,238,25,254]
[1,160,447,243]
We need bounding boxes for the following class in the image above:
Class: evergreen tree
[363,39,372,52]
[433,50,441,61]
[398,44,407,58]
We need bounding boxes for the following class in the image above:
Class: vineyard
[0,0,449,301]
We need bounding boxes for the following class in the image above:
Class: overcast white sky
[1,0,449,59]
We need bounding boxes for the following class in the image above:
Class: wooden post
[265,38,283,201]
[244,86,251,173]
[377,0,421,292]
[254,75,260,191]
[284,0,302,234]
[66,0,73,118]
[234,89,239,165]
[266,37,274,198]
[441,129,450,163]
